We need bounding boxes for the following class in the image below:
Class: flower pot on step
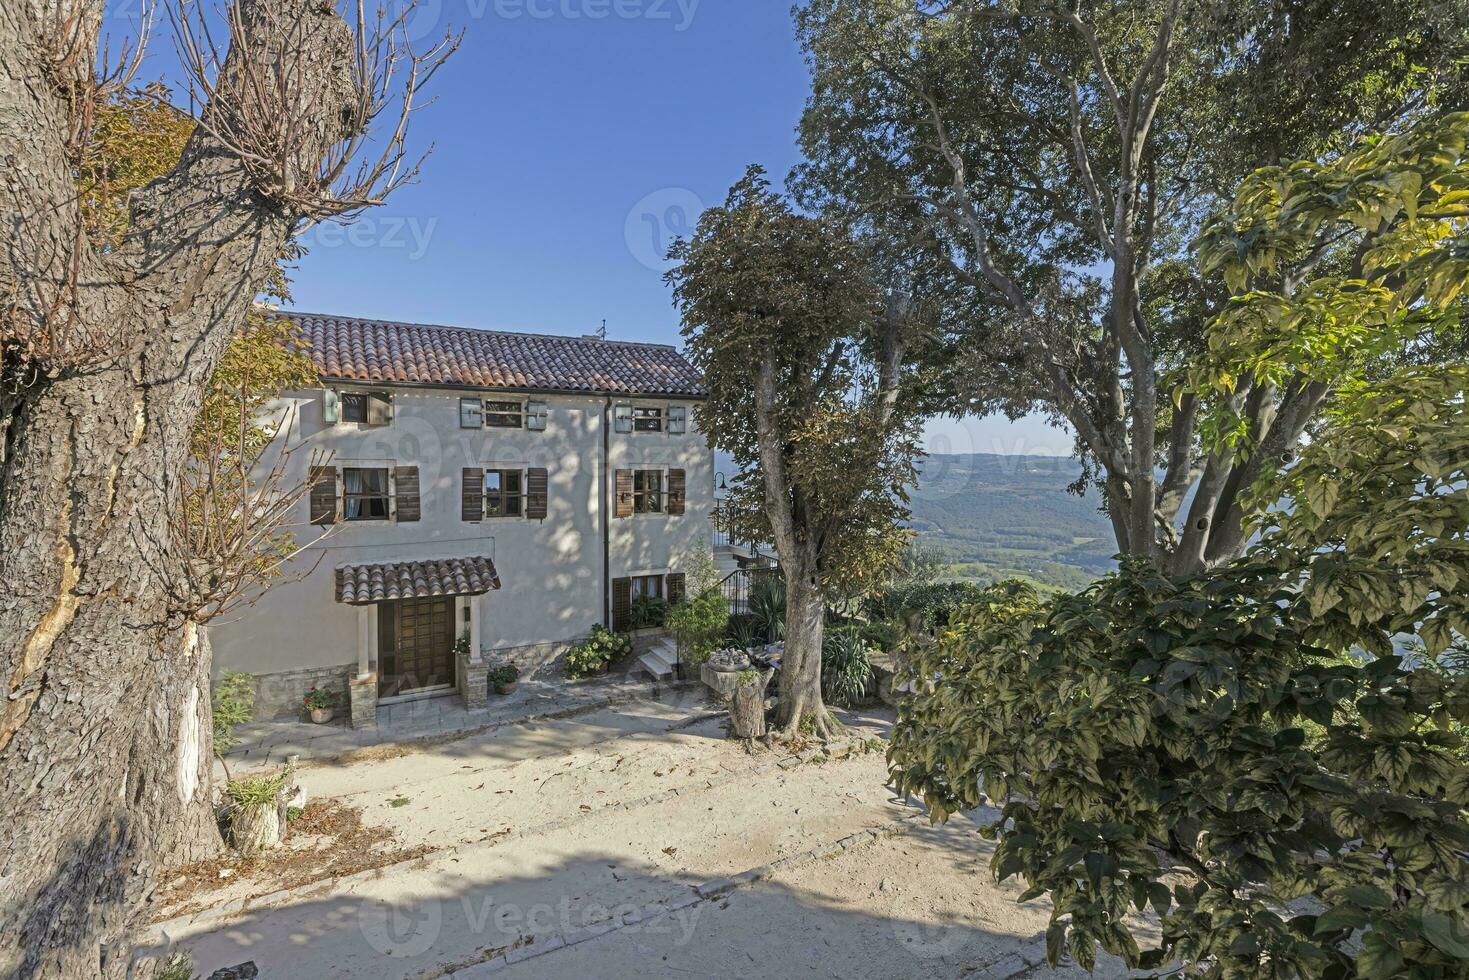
[495,681,519,696]
[309,707,334,725]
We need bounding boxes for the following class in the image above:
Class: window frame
[632,406,664,433]
[342,466,391,522]
[631,469,664,515]
[341,392,369,424]
[483,468,525,519]
[484,400,525,429]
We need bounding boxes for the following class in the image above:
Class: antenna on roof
[597,319,608,340]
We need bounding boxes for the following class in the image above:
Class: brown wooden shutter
[666,469,686,516]
[666,573,686,607]
[462,468,483,522]
[367,392,392,426]
[611,577,633,633]
[525,467,548,521]
[309,466,337,525]
[394,466,420,523]
[614,469,633,518]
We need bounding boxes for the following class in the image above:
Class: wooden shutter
[394,466,421,523]
[309,466,337,526]
[666,573,686,607]
[614,469,633,518]
[462,468,483,522]
[367,392,392,426]
[666,469,686,516]
[612,578,633,633]
[525,467,549,521]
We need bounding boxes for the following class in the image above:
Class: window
[339,391,391,426]
[632,575,664,599]
[341,393,368,424]
[485,400,524,428]
[668,406,687,434]
[633,406,663,432]
[342,468,390,521]
[460,398,483,429]
[484,469,524,518]
[632,470,663,514]
[630,574,667,629]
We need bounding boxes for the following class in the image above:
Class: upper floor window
[632,470,663,514]
[485,401,524,428]
[343,467,390,521]
[338,391,392,426]
[485,469,524,518]
[633,407,663,432]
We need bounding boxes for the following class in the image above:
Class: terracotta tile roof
[276,311,706,398]
[335,557,502,605]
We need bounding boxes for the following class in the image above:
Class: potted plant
[564,626,632,679]
[303,687,335,724]
[491,662,520,695]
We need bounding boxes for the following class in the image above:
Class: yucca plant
[748,573,786,643]
[821,628,871,708]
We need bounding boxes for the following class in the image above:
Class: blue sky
[113,0,1067,455]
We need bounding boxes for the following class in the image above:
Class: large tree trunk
[0,2,357,975]
[774,571,839,739]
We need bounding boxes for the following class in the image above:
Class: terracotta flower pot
[309,707,334,725]
[495,681,519,696]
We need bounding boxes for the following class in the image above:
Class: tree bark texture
[0,3,357,975]
[775,573,835,738]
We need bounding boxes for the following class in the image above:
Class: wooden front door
[378,597,455,698]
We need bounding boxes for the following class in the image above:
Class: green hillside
[909,453,1118,591]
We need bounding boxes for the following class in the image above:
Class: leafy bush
[821,628,872,708]
[630,594,668,630]
[564,626,632,679]
[889,369,1469,977]
[667,551,730,666]
[211,671,255,754]
[863,580,987,634]
[490,662,520,687]
[302,687,336,712]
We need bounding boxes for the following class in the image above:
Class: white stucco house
[210,311,714,726]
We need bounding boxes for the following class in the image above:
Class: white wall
[209,383,713,682]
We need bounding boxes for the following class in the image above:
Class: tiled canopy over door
[378,597,455,698]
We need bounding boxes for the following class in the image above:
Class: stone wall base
[457,653,489,709]
[349,674,379,729]
[481,638,582,679]
[236,662,356,720]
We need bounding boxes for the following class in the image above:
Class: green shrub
[821,627,872,708]
[668,561,730,668]
[211,671,255,754]
[864,581,986,633]
[726,613,759,650]
[224,770,289,809]
[564,626,632,679]
[490,662,520,686]
[748,573,786,643]
[155,950,198,980]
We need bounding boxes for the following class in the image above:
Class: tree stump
[730,673,769,739]
[229,803,282,858]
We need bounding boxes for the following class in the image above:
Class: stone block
[348,674,377,730]
[458,652,489,709]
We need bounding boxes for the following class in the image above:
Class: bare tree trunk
[775,571,840,739]
[0,2,363,975]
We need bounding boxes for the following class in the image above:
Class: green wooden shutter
[394,466,421,523]
[462,468,484,522]
[526,467,549,521]
[309,466,338,525]
[612,578,633,633]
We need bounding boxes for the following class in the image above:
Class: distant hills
[713,450,1118,592]
[909,453,1117,591]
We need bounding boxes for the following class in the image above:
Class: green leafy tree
[890,365,1469,977]
[669,167,926,738]
[666,551,730,667]
[793,0,1469,574]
